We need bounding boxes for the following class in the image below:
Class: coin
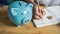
[47,16,53,20]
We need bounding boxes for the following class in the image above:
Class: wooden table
[0,5,60,34]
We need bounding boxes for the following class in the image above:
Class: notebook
[33,6,60,28]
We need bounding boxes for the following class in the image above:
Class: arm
[24,0,46,19]
[24,0,38,6]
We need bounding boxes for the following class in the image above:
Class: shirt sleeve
[0,0,25,5]
[0,0,7,5]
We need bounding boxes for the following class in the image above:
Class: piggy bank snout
[22,18,30,24]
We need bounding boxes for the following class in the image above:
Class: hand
[33,5,46,20]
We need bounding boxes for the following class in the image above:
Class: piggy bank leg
[17,26,21,28]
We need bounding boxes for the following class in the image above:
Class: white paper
[33,6,60,28]
[45,6,60,21]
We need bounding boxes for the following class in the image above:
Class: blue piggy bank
[7,1,33,27]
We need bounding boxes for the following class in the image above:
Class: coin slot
[18,2,21,6]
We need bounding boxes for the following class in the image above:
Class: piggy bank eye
[21,11,29,15]
[23,11,29,14]
[21,13,23,15]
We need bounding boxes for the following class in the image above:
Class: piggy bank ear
[30,3,33,7]
[26,3,33,7]
[11,8,18,16]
